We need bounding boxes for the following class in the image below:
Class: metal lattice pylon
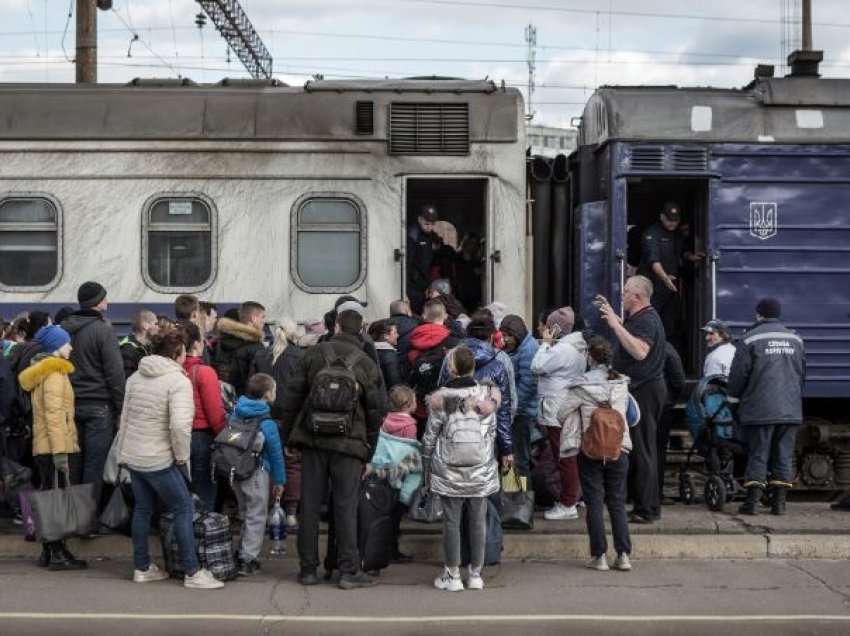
[196,0,273,79]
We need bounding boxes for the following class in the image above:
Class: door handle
[709,250,719,319]
[394,248,404,262]
[615,249,625,318]
[490,250,502,263]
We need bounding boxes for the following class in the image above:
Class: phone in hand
[592,294,609,309]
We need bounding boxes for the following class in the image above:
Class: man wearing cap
[407,205,439,314]
[61,281,125,510]
[728,298,805,516]
[701,319,736,378]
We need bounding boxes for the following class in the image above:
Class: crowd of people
[0,265,811,593]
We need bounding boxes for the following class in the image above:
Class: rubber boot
[48,541,87,571]
[738,483,765,515]
[768,481,790,516]
[37,543,51,568]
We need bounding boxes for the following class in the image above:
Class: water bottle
[268,496,286,557]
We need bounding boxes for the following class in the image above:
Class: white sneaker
[544,503,579,520]
[586,555,610,571]
[434,568,464,592]
[613,553,632,571]
[184,568,225,590]
[133,563,169,583]
[285,514,298,529]
[466,567,484,591]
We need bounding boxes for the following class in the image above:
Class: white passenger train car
[0,78,527,326]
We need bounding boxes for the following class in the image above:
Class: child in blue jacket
[231,373,286,576]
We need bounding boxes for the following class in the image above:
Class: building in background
[527,125,578,157]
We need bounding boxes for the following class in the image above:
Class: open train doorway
[625,177,710,375]
[405,177,489,316]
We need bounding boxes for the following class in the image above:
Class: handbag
[99,472,133,536]
[408,487,444,523]
[26,473,98,542]
[498,467,535,530]
[103,435,131,486]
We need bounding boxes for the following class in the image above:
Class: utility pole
[76,0,97,83]
[801,0,812,50]
[787,0,822,76]
[524,24,537,121]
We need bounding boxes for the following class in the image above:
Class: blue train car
[568,65,850,488]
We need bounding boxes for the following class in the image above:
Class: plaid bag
[160,510,237,581]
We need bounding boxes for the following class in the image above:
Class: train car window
[292,196,366,293]
[0,196,60,289]
[143,196,215,292]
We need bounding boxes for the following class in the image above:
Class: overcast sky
[1,0,849,126]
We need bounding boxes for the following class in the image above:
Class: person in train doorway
[639,202,703,350]
[597,276,667,524]
[727,298,805,516]
[61,281,126,513]
[407,204,439,315]
[701,320,736,378]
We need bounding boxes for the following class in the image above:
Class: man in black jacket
[119,309,158,378]
[62,282,125,508]
[280,310,386,590]
[728,298,805,516]
[657,342,686,507]
[368,319,403,391]
[389,298,421,361]
[406,205,438,314]
[212,301,266,395]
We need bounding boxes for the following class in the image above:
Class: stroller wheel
[679,473,695,505]
[704,476,727,512]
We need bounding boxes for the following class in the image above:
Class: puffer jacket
[183,356,226,434]
[232,396,286,486]
[18,355,78,456]
[555,366,632,458]
[508,333,539,420]
[117,355,194,471]
[211,318,265,395]
[422,377,501,498]
[368,430,423,505]
[62,309,125,410]
[531,331,588,398]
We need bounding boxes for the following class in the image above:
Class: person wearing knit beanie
[77,281,107,310]
[756,297,781,320]
[545,307,575,337]
[34,325,72,355]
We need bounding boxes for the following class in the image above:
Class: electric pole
[195,0,273,79]
[801,0,812,50]
[524,24,537,121]
[76,0,97,83]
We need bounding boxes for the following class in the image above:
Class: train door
[573,200,615,335]
[402,177,490,314]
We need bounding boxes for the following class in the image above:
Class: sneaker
[586,554,610,571]
[613,553,632,571]
[285,514,298,529]
[434,568,464,592]
[238,560,257,577]
[544,503,579,521]
[298,570,320,586]
[184,568,224,590]
[134,563,169,583]
[466,568,484,591]
[338,571,378,590]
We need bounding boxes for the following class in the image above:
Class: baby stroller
[679,375,746,512]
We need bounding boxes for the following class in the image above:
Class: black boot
[37,544,51,568]
[48,542,87,571]
[769,481,790,516]
[738,483,765,515]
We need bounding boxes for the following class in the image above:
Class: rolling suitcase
[358,476,398,572]
[160,510,237,581]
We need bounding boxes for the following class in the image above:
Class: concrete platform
[1,502,847,561]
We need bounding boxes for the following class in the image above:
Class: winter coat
[508,333,539,420]
[407,323,455,365]
[531,331,588,399]
[704,342,736,378]
[437,338,513,454]
[252,344,305,424]
[211,318,265,395]
[727,319,805,426]
[382,411,418,439]
[62,309,125,411]
[232,396,286,486]
[183,356,226,434]
[555,366,632,458]
[280,334,387,462]
[9,340,42,378]
[0,355,15,428]
[406,224,435,302]
[375,341,404,390]
[392,313,421,360]
[422,377,501,498]
[116,355,195,472]
[18,355,79,456]
[120,333,149,379]
[368,430,423,505]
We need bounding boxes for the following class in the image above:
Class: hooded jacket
[508,333,540,420]
[18,355,79,456]
[382,411,418,439]
[232,396,286,486]
[531,331,588,399]
[116,355,194,472]
[422,377,502,498]
[392,313,421,359]
[183,356,226,434]
[62,309,125,411]
[374,341,404,390]
[212,317,265,395]
[368,430,423,505]
[407,323,454,365]
[555,365,632,458]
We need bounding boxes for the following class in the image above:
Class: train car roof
[0,78,521,142]
[579,76,850,146]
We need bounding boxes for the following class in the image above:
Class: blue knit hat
[34,325,71,354]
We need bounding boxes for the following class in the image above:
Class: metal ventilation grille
[629,146,664,171]
[389,103,470,155]
[355,101,374,135]
[673,147,708,172]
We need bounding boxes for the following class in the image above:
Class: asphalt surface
[0,557,848,635]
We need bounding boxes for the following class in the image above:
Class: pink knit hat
[546,307,575,334]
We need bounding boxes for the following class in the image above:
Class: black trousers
[628,379,667,518]
[578,452,631,557]
[298,447,363,576]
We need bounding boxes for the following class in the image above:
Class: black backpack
[210,416,264,485]
[307,344,362,436]
[410,345,447,407]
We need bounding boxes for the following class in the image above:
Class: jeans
[70,402,115,509]
[579,452,631,557]
[129,465,199,576]
[441,496,487,574]
[629,379,666,518]
[511,415,533,477]
[546,426,580,507]
[190,430,217,513]
[742,424,799,484]
[298,448,363,576]
[233,468,270,562]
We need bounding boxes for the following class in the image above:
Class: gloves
[52,453,70,473]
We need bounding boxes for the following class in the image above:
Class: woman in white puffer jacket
[116,328,223,590]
